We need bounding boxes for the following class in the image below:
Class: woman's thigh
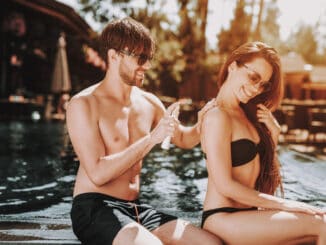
[153,219,223,245]
[204,210,324,245]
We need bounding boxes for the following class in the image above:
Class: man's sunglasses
[119,50,153,66]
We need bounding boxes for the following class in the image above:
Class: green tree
[177,0,212,101]
[77,0,188,97]
[197,0,209,53]
[253,0,264,40]
[77,0,137,23]
[131,6,187,97]
[218,0,251,56]
[259,0,286,53]
[314,14,326,65]
[76,0,216,101]
[288,24,319,64]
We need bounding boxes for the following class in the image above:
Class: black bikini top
[231,139,264,167]
[203,138,264,167]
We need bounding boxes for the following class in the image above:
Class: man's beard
[119,66,143,87]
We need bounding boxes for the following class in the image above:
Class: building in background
[0,0,105,120]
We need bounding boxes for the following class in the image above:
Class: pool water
[0,121,325,242]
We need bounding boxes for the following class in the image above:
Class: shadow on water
[0,121,325,222]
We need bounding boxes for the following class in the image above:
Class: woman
[200,41,325,245]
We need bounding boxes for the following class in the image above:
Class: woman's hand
[281,199,326,216]
[257,104,281,143]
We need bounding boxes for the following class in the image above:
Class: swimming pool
[0,121,325,242]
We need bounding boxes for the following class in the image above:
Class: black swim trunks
[70,192,177,245]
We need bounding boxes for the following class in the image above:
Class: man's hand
[161,102,180,149]
[196,99,216,133]
[150,102,180,145]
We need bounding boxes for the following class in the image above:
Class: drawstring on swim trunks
[129,202,140,224]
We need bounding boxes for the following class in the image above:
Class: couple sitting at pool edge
[66,17,326,245]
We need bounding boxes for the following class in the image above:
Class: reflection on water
[280,151,326,207]
[0,121,76,214]
[0,121,325,224]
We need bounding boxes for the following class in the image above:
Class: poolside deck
[0,217,79,244]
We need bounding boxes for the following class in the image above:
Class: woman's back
[201,106,260,210]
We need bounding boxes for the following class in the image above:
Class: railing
[276,99,326,149]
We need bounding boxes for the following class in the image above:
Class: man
[66,17,221,245]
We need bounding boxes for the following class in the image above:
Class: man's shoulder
[74,83,100,99]
[68,83,100,111]
[134,87,162,105]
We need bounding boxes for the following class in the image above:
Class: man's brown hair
[100,17,155,65]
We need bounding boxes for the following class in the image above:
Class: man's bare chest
[98,106,154,148]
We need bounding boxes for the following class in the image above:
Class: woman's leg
[203,209,326,245]
[153,219,223,245]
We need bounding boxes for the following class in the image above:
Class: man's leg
[152,219,223,245]
[113,222,164,245]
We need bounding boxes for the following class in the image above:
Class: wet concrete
[0,218,80,244]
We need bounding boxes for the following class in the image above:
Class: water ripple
[0,122,325,219]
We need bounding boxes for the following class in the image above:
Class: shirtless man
[66,17,222,245]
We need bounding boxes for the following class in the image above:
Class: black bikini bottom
[201,206,257,227]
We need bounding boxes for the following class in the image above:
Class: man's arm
[172,124,200,149]
[66,96,175,186]
[147,93,216,149]
[172,100,217,149]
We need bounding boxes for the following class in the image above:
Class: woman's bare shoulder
[200,105,233,153]
[204,105,232,124]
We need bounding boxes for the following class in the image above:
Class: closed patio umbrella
[51,33,71,93]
